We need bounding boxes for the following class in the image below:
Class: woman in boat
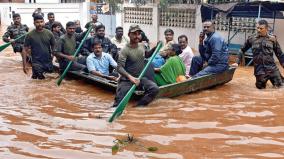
[152,29,175,68]
[154,43,186,86]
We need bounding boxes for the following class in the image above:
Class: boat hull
[56,65,236,98]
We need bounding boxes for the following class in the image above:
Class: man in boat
[112,25,159,107]
[44,12,66,34]
[189,20,229,78]
[22,15,55,79]
[82,24,118,60]
[86,40,118,81]
[54,21,87,72]
[2,13,29,61]
[178,35,194,78]
[111,26,128,52]
[233,20,284,89]
[84,13,102,29]
[51,22,64,43]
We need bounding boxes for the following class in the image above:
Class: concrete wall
[0,2,117,36]
[122,4,207,50]
[0,3,85,30]
[122,3,159,45]
[122,3,284,51]
[24,0,60,3]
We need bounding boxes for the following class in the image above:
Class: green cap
[128,24,142,33]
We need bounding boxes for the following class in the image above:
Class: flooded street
[1,26,284,159]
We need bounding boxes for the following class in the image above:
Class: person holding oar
[54,21,88,73]
[112,25,159,107]
[2,13,29,61]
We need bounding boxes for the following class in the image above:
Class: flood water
[1,26,284,159]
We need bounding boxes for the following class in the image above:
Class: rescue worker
[2,13,29,61]
[22,15,55,79]
[233,19,284,89]
[112,25,159,107]
[54,21,88,72]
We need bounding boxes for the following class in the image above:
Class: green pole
[56,26,93,86]
[108,42,163,123]
[0,33,27,52]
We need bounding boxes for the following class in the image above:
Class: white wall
[0,3,86,30]
[122,4,284,51]
[24,0,60,3]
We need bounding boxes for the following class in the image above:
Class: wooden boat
[59,66,236,98]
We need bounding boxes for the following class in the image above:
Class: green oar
[108,42,163,122]
[0,33,27,52]
[56,26,93,86]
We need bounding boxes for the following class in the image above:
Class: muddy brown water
[1,26,284,159]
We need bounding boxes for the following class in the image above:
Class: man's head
[47,12,55,23]
[12,13,21,25]
[66,21,76,36]
[128,24,142,44]
[178,35,188,50]
[115,26,124,39]
[202,20,215,35]
[257,19,269,36]
[92,40,103,57]
[91,14,98,22]
[164,29,174,42]
[95,25,105,38]
[74,20,80,26]
[33,14,44,30]
[51,22,61,33]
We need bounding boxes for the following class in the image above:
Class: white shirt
[179,46,194,76]
[111,36,128,50]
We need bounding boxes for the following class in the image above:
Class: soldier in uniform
[2,13,29,60]
[54,21,88,72]
[233,19,284,89]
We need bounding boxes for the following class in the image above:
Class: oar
[0,33,27,52]
[56,26,93,86]
[108,42,163,123]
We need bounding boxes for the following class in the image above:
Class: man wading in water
[22,15,55,79]
[112,25,159,107]
[233,19,284,89]
[2,13,29,61]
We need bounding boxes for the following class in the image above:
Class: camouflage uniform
[239,34,284,89]
[2,24,29,53]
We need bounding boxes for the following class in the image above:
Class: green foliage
[111,144,119,155]
[111,134,159,155]
[159,0,170,8]
[147,147,158,152]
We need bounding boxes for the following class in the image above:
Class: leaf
[147,147,158,152]
[112,144,119,155]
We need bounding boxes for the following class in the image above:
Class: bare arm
[22,46,29,74]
